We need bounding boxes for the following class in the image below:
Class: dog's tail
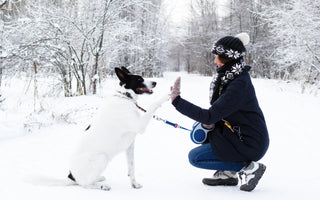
[23,173,76,187]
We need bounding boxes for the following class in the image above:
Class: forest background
[1,0,319,98]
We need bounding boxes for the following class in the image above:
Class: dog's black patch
[85,125,91,131]
[68,171,76,182]
[121,66,131,74]
[115,67,156,95]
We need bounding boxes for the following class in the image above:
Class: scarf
[209,58,246,105]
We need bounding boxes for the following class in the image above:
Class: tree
[183,0,221,76]
[259,0,320,84]
[114,0,168,77]
[179,0,284,80]
[1,0,170,96]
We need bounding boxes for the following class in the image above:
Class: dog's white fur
[69,84,168,190]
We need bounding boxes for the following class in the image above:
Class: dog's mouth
[137,88,153,94]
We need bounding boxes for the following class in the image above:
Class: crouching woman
[170,33,269,192]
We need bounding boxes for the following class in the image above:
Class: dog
[68,67,168,190]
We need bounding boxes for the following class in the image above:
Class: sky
[162,0,192,25]
[162,0,230,26]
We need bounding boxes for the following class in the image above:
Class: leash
[135,103,190,131]
[116,91,190,131]
[115,91,241,141]
[152,115,191,131]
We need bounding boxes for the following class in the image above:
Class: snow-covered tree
[259,0,320,85]
[182,0,221,76]
[114,0,168,77]
[1,0,170,96]
[181,0,272,77]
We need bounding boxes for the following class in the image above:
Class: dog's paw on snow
[100,184,111,191]
[132,182,143,189]
[83,182,111,191]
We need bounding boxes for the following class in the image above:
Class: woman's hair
[216,55,232,65]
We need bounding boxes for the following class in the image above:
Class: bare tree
[259,0,320,85]
[1,0,169,96]
[183,0,221,76]
[114,0,167,77]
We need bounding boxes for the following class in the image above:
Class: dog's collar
[116,91,134,100]
[115,91,147,113]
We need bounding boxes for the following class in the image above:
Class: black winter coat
[172,66,269,162]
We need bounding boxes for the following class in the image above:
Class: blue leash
[135,102,190,131]
[153,115,191,131]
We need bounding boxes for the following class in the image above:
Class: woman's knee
[188,148,198,167]
[188,145,211,167]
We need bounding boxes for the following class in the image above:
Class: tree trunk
[92,0,111,94]
[33,61,38,112]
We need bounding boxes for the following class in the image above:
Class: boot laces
[238,170,247,185]
[213,170,225,178]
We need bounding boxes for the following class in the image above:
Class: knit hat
[211,32,250,60]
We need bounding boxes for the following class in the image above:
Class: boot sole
[202,177,238,186]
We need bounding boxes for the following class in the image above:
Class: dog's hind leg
[126,141,142,189]
[70,153,111,191]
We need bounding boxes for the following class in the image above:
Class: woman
[170,33,269,192]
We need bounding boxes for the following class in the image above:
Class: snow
[0,72,319,199]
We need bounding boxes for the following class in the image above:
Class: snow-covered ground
[0,72,319,200]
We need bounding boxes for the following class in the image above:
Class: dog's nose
[152,82,157,88]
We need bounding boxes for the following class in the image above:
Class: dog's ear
[121,66,131,74]
[115,67,128,83]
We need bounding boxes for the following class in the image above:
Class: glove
[170,77,181,101]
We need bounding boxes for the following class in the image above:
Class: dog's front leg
[83,183,111,191]
[126,141,142,189]
[138,93,170,133]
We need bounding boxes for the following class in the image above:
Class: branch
[306,44,320,72]
[0,0,8,9]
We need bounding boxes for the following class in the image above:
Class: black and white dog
[68,67,168,190]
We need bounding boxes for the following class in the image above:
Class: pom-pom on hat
[211,32,250,60]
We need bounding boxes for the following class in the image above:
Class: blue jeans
[188,143,246,172]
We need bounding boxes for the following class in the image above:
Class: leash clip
[223,120,234,132]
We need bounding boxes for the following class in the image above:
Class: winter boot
[239,161,266,192]
[202,170,238,186]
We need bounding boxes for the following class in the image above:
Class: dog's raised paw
[154,93,170,107]
[160,93,170,102]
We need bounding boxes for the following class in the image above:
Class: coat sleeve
[172,77,248,124]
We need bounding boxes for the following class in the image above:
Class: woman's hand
[170,77,181,102]
[202,124,214,130]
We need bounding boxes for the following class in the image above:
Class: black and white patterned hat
[211,33,250,60]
